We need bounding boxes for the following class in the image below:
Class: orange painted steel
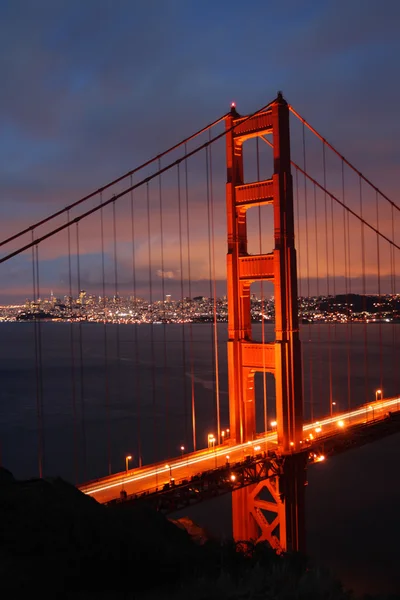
[225,93,306,552]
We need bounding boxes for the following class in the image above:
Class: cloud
[0,0,399,302]
[156,270,175,279]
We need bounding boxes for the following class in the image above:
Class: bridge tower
[225,92,307,552]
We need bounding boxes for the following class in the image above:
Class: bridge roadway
[79,396,400,504]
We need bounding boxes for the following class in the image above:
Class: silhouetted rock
[0,470,387,599]
[170,516,211,545]
[0,471,197,595]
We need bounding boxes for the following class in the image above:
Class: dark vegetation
[0,468,396,599]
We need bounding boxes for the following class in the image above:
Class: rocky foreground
[0,468,395,599]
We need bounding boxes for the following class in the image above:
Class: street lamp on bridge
[375,389,382,402]
[165,464,172,481]
[125,455,132,474]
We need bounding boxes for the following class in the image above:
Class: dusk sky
[1,0,399,302]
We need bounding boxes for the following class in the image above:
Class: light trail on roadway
[79,395,400,504]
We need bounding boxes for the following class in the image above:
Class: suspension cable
[375,191,383,391]
[209,134,221,445]
[1,98,278,264]
[184,143,197,451]
[32,233,43,478]
[205,145,217,441]
[159,159,171,457]
[130,181,142,467]
[67,210,78,483]
[147,183,158,467]
[0,114,229,249]
[341,162,351,418]
[260,136,400,251]
[313,183,322,419]
[76,221,87,481]
[359,177,369,405]
[100,193,111,475]
[177,162,189,449]
[322,143,334,418]
[302,124,314,423]
[288,105,400,213]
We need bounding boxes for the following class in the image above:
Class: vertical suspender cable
[205,146,217,442]
[35,245,44,476]
[76,222,87,480]
[31,234,43,478]
[147,183,158,466]
[208,133,221,445]
[390,205,398,404]
[112,200,121,417]
[330,163,337,413]
[330,185,337,318]
[359,177,369,404]
[177,163,189,449]
[322,143,333,417]
[375,191,383,391]
[313,183,322,418]
[67,212,78,483]
[302,124,314,422]
[100,193,111,475]
[346,168,353,408]
[130,179,142,467]
[158,162,169,450]
[341,162,351,417]
[158,160,171,457]
[295,168,306,417]
[184,144,197,451]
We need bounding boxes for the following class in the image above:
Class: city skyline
[1,289,399,325]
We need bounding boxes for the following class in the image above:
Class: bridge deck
[79,396,400,504]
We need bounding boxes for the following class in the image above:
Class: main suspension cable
[2,98,277,265]
[260,136,400,252]
[0,113,229,249]
[288,105,400,213]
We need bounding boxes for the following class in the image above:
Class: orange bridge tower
[225,92,306,552]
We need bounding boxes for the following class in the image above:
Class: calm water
[0,322,398,481]
[1,322,400,593]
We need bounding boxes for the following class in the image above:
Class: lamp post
[165,464,172,481]
[125,455,132,474]
[375,389,382,402]
[180,445,185,458]
[212,439,217,468]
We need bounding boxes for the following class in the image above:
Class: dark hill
[0,469,392,599]
[0,469,197,595]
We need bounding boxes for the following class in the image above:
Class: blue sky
[0,0,399,301]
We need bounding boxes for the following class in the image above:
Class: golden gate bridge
[1,92,399,553]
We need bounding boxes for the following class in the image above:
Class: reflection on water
[0,322,398,481]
